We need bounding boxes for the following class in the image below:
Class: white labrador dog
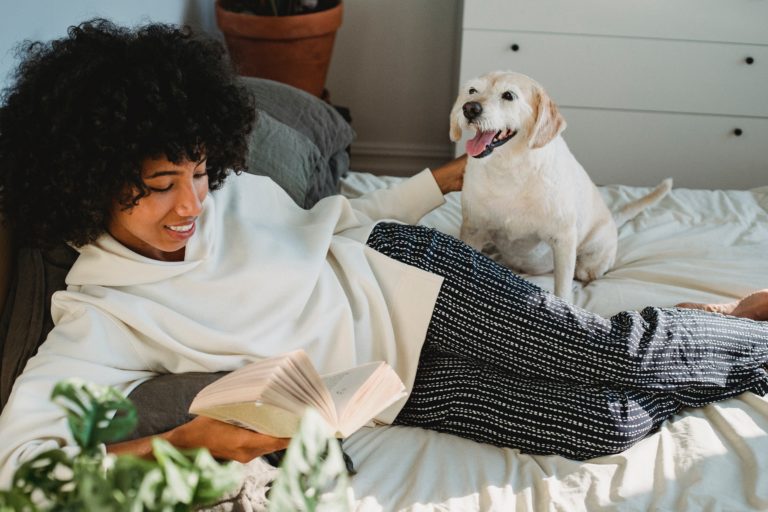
[450,71,672,301]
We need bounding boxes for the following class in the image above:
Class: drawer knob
[734,128,743,136]
[510,44,520,52]
[746,56,755,65]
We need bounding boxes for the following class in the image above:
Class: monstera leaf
[0,379,350,511]
[268,408,352,512]
[0,379,241,511]
[51,379,137,453]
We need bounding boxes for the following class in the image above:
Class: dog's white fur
[450,71,672,301]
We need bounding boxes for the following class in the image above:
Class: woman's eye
[502,91,515,101]
[194,172,207,180]
[148,184,173,193]
[468,87,477,94]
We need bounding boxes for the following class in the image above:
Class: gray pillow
[126,372,227,440]
[246,111,324,207]
[239,77,355,208]
[240,76,355,161]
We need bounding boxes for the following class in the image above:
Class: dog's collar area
[469,128,518,159]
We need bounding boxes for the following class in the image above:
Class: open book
[189,350,407,438]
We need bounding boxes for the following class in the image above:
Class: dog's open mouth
[466,128,517,158]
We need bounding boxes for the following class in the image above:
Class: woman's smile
[164,220,197,239]
[108,156,208,261]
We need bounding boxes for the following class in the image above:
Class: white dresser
[456,0,768,189]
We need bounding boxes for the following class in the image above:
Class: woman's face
[107,156,209,261]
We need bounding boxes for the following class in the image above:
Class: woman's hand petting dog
[431,154,467,194]
[677,289,768,321]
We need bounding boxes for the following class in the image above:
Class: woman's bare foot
[677,289,768,321]
[675,300,738,315]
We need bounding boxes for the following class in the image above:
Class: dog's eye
[468,87,477,94]
[502,91,515,101]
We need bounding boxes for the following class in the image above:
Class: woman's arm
[341,155,468,228]
[108,416,290,463]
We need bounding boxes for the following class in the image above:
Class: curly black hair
[0,18,255,248]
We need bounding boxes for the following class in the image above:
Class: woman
[1,19,767,487]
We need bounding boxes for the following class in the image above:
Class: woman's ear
[528,86,567,149]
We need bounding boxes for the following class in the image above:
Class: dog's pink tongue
[466,131,496,157]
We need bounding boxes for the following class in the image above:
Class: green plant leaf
[11,449,75,507]
[51,379,137,453]
[105,454,165,511]
[152,438,242,509]
[188,447,243,505]
[5,379,238,511]
[0,488,37,512]
[152,438,198,505]
[75,468,120,512]
[268,408,351,512]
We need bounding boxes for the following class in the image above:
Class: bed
[337,173,768,511]
[1,77,767,511]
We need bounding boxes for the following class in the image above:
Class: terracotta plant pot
[215,0,343,98]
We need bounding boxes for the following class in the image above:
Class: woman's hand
[676,289,768,321]
[431,154,467,194]
[108,416,290,463]
[167,416,290,462]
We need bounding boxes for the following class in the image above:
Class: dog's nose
[462,101,483,120]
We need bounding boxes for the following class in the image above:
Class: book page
[322,362,407,437]
[321,362,382,414]
[189,352,296,411]
[189,349,338,435]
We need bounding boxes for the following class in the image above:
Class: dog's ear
[449,100,463,142]
[529,87,566,149]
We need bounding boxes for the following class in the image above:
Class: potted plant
[215,0,343,98]
[0,379,352,511]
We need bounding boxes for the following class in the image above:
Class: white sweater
[0,170,446,486]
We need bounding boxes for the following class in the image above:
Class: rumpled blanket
[200,458,277,512]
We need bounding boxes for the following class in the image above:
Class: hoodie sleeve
[0,301,155,488]
[345,169,446,226]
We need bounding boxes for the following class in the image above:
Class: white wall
[326,0,461,175]
[0,0,459,176]
[0,0,218,87]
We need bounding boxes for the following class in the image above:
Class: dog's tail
[613,178,673,227]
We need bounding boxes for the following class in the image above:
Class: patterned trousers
[365,222,768,460]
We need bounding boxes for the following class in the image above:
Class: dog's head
[449,71,566,159]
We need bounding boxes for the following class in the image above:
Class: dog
[450,71,672,301]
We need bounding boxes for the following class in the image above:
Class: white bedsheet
[340,172,768,511]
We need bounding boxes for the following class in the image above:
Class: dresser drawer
[462,0,768,45]
[557,108,768,190]
[459,31,768,117]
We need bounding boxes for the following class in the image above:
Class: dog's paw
[575,266,603,283]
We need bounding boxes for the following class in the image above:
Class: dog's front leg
[460,200,486,251]
[550,229,577,302]
[460,221,486,252]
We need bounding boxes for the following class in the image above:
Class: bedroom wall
[0,0,216,85]
[325,0,462,175]
[0,0,460,178]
